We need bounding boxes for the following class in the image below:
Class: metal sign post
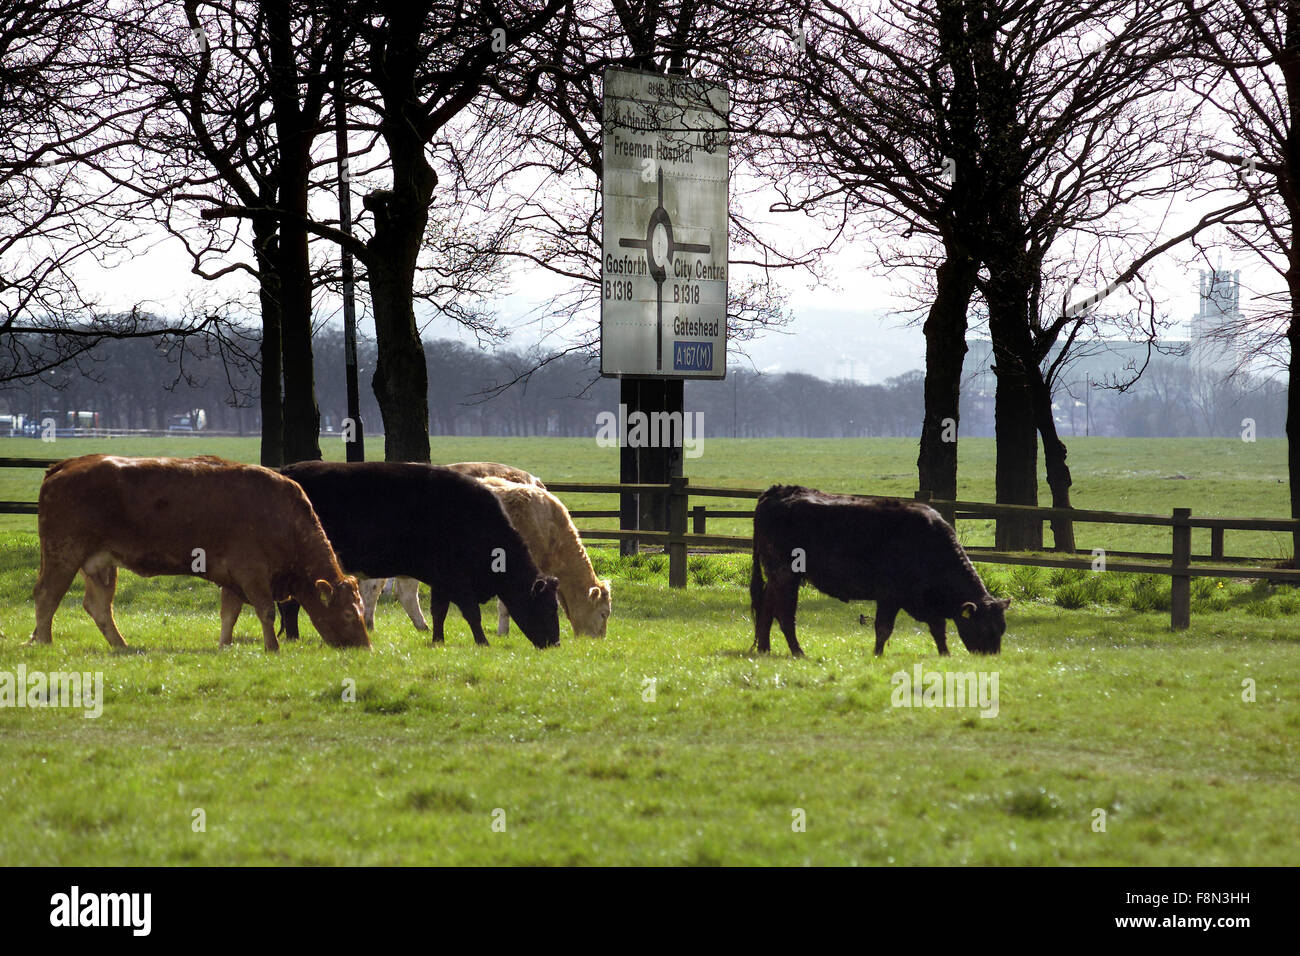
[601,69,729,552]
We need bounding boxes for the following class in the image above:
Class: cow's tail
[749,535,765,616]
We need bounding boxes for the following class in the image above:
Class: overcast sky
[75,174,1279,386]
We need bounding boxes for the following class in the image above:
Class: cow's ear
[531,575,558,598]
[316,579,335,607]
[960,601,977,619]
[999,597,1012,609]
[588,585,603,602]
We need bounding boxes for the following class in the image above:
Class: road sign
[601,68,729,379]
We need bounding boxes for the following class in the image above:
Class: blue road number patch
[673,341,714,372]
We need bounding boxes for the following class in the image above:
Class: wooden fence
[550,478,1300,631]
[4,458,1298,630]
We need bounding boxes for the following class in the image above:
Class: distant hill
[730,307,926,382]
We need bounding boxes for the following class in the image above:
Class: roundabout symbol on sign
[618,168,711,371]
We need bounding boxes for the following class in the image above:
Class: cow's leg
[457,600,490,646]
[231,576,280,652]
[358,578,384,630]
[256,602,279,652]
[773,579,804,658]
[81,563,127,648]
[928,619,950,656]
[219,587,243,647]
[278,600,301,640]
[429,594,450,644]
[496,598,510,637]
[753,581,776,653]
[873,602,900,656]
[28,554,79,646]
[396,577,428,631]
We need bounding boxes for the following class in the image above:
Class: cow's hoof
[414,623,429,632]
[24,635,51,646]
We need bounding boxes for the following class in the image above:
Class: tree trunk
[917,252,978,504]
[266,0,320,464]
[1030,369,1077,551]
[1289,289,1300,565]
[253,219,284,468]
[992,359,1042,549]
[364,93,436,462]
[986,264,1043,551]
[368,249,431,462]
[276,210,321,464]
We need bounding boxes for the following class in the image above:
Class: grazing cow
[367,477,612,638]
[356,462,544,632]
[444,461,545,488]
[28,455,370,651]
[750,484,1009,657]
[276,461,560,648]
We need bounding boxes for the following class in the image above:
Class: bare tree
[1183,0,1300,560]
[0,0,229,385]
[958,0,1219,548]
[736,0,993,505]
[109,0,370,464]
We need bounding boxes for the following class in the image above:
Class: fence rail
[546,478,1300,629]
[3,460,1297,630]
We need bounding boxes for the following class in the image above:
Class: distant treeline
[0,328,1287,439]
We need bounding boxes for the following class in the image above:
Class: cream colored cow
[363,475,612,638]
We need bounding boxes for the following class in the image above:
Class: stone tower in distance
[1190,267,1241,373]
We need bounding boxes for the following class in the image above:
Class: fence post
[1211,526,1224,560]
[915,489,955,527]
[1171,507,1191,630]
[668,476,688,588]
[922,487,955,529]
[692,504,706,535]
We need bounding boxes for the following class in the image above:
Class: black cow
[275,461,560,648]
[750,484,1009,657]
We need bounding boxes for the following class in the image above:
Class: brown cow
[28,455,370,651]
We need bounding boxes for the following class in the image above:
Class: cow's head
[507,574,561,648]
[565,579,612,638]
[305,576,372,649]
[954,596,1010,654]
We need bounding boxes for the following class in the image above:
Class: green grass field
[0,436,1297,865]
